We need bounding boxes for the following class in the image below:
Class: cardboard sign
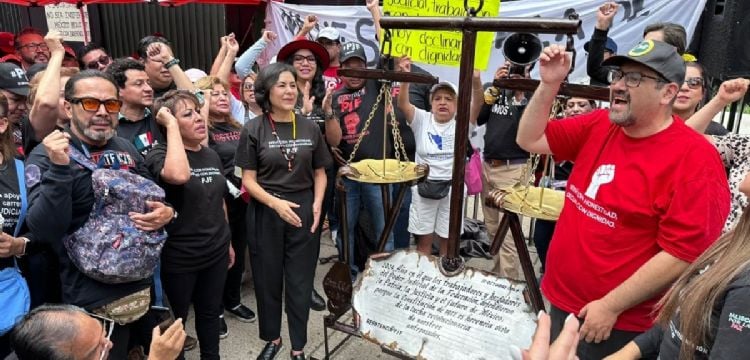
[353,250,536,360]
[382,0,500,69]
[45,3,90,43]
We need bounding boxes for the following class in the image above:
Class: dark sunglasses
[69,97,122,113]
[685,77,704,90]
[85,55,111,70]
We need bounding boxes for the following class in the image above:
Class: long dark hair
[284,52,325,110]
[657,209,750,359]
[0,93,16,162]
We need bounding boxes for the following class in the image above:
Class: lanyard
[267,112,297,172]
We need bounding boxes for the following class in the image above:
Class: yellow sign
[382,0,500,70]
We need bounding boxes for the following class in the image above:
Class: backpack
[64,147,167,284]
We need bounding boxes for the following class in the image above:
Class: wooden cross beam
[379,15,580,271]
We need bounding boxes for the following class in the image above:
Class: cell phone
[151,306,175,333]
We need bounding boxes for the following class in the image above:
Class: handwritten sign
[382,0,500,69]
[353,250,536,360]
[45,3,90,43]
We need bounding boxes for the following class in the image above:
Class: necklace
[267,112,297,172]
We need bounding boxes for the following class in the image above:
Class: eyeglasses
[87,312,115,360]
[17,42,48,52]
[85,55,112,70]
[69,97,122,113]
[685,77,704,90]
[293,55,316,64]
[608,69,666,88]
[318,39,340,47]
[243,83,254,90]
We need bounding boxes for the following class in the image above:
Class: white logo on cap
[10,68,25,79]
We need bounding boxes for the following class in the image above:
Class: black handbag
[417,179,451,200]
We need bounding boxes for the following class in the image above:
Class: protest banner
[381,0,500,69]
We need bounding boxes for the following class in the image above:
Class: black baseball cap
[0,62,29,96]
[602,39,685,85]
[339,42,367,64]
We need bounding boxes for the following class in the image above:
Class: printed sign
[382,0,500,69]
[353,251,536,360]
[45,3,90,43]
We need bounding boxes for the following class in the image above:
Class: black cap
[339,42,367,64]
[583,37,618,54]
[25,63,47,82]
[0,62,29,96]
[602,40,685,85]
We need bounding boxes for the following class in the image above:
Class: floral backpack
[64,147,167,284]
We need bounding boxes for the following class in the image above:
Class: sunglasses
[85,55,112,70]
[69,97,122,113]
[685,77,704,90]
[87,312,115,360]
[293,55,316,63]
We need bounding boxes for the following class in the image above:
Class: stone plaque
[353,251,536,360]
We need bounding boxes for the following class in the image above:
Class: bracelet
[15,237,29,258]
[164,58,180,69]
[325,112,335,120]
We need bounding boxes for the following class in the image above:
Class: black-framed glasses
[86,312,115,360]
[608,69,666,88]
[17,42,48,52]
[293,55,316,63]
[69,97,122,113]
[242,83,254,90]
[85,55,112,70]
[685,77,704,90]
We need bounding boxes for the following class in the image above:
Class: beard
[73,117,115,143]
[608,90,635,127]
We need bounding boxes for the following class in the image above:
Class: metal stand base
[489,210,545,313]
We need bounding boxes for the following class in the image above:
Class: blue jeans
[336,178,394,276]
[392,184,412,250]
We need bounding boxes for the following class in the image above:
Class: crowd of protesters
[1,0,750,359]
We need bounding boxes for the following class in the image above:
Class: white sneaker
[330,230,338,246]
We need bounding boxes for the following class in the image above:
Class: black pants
[224,197,248,309]
[162,256,228,360]
[247,189,317,352]
[550,304,641,360]
[533,219,556,273]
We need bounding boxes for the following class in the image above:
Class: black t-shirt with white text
[332,79,412,162]
[117,111,165,157]
[146,144,230,273]
[208,121,242,183]
[0,161,21,270]
[634,268,750,359]
[477,92,529,161]
[235,114,332,194]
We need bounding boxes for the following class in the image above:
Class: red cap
[0,32,15,55]
[64,45,76,58]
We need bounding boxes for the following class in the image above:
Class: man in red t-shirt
[517,40,730,358]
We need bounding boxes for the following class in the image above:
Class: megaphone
[502,33,542,75]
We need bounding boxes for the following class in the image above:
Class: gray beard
[74,118,115,143]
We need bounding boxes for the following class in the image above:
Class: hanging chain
[386,85,409,162]
[346,83,388,164]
